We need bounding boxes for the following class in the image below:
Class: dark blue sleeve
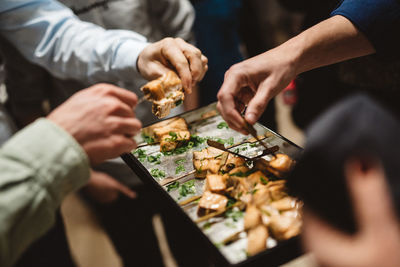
[331,0,400,57]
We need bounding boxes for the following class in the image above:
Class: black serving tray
[122,103,303,267]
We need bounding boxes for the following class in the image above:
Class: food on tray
[191,142,301,255]
[247,225,269,256]
[142,117,190,152]
[193,147,228,178]
[198,191,228,215]
[206,174,227,193]
[133,109,301,262]
[140,71,184,118]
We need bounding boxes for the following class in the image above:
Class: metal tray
[122,103,303,267]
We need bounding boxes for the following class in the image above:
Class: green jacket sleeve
[0,118,90,267]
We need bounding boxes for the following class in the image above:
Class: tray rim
[121,103,304,266]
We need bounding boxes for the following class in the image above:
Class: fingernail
[246,113,257,124]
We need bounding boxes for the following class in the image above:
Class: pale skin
[303,159,400,267]
[51,38,208,201]
[47,83,142,165]
[217,15,375,134]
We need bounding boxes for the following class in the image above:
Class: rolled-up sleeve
[0,0,149,85]
[0,118,90,267]
[331,0,400,57]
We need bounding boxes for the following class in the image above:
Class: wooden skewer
[179,195,202,206]
[159,170,196,186]
[195,202,243,223]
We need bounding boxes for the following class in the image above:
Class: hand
[84,170,136,203]
[137,37,208,93]
[217,45,297,134]
[302,159,400,267]
[47,83,142,165]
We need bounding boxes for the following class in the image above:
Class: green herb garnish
[175,165,186,174]
[150,168,165,179]
[175,159,186,165]
[133,148,147,162]
[178,180,196,198]
[175,99,183,106]
[217,122,229,129]
[162,135,206,156]
[260,176,268,185]
[141,133,155,144]
[226,209,243,222]
[250,142,258,148]
[147,154,162,164]
[226,198,237,209]
[167,181,180,192]
[203,221,212,230]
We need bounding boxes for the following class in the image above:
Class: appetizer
[142,117,190,152]
[141,71,184,118]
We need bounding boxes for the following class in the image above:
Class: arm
[0,119,90,267]
[217,15,375,133]
[0,84,142,266]
[0,0,148,85]
[0,0,207,93]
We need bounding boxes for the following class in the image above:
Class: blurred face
[301,158,400,267]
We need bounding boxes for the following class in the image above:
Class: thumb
[244,81,273,124]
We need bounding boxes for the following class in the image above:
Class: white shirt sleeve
[0,0,149,84]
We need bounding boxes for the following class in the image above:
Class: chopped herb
[210,137,234,146]
[214,242,223,249]
[202,221,212,230]
[249,189,259,195]
[150,168,165,179]
[241,146,248,151]
[175,164,186,174]
[260,176,268,185]
[217,122,229,129]
[224,221,237,228]
[175,159,186,165]
[164,131,178,142]
[226,198,237,209]
[147,154,161,164]
[178,180,196,198]
[228,169,255,177]
[175,99,183,106]
[166,181,180,192]
[141,133,155,144]
[226,208,243,222]
[237,191,243,198]
[250,142,258,148]
[133,148,146,162]
[162,135,206,156]
[234,148,240,154]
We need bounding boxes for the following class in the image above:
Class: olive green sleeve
[0,118,90,267]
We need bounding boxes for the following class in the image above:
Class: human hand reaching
[137,37,208,94]
[47,83,142,165]
[217,46,297,134]
[83,169,136,203]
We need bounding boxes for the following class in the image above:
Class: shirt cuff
[331,0,400,57]
[1,118,90,206]
[112,38,150,83]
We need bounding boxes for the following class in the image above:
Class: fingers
[107,117,142,137]
[244,80,273,125]
[93,83,138,108]
[345,158,398,233]
[160,38,192,93]
[175,38,208,88]
[217,66,248,134]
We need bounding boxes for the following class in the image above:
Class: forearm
[0,119,90,267]
[285,15,375,75]
[0,0,149,85]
